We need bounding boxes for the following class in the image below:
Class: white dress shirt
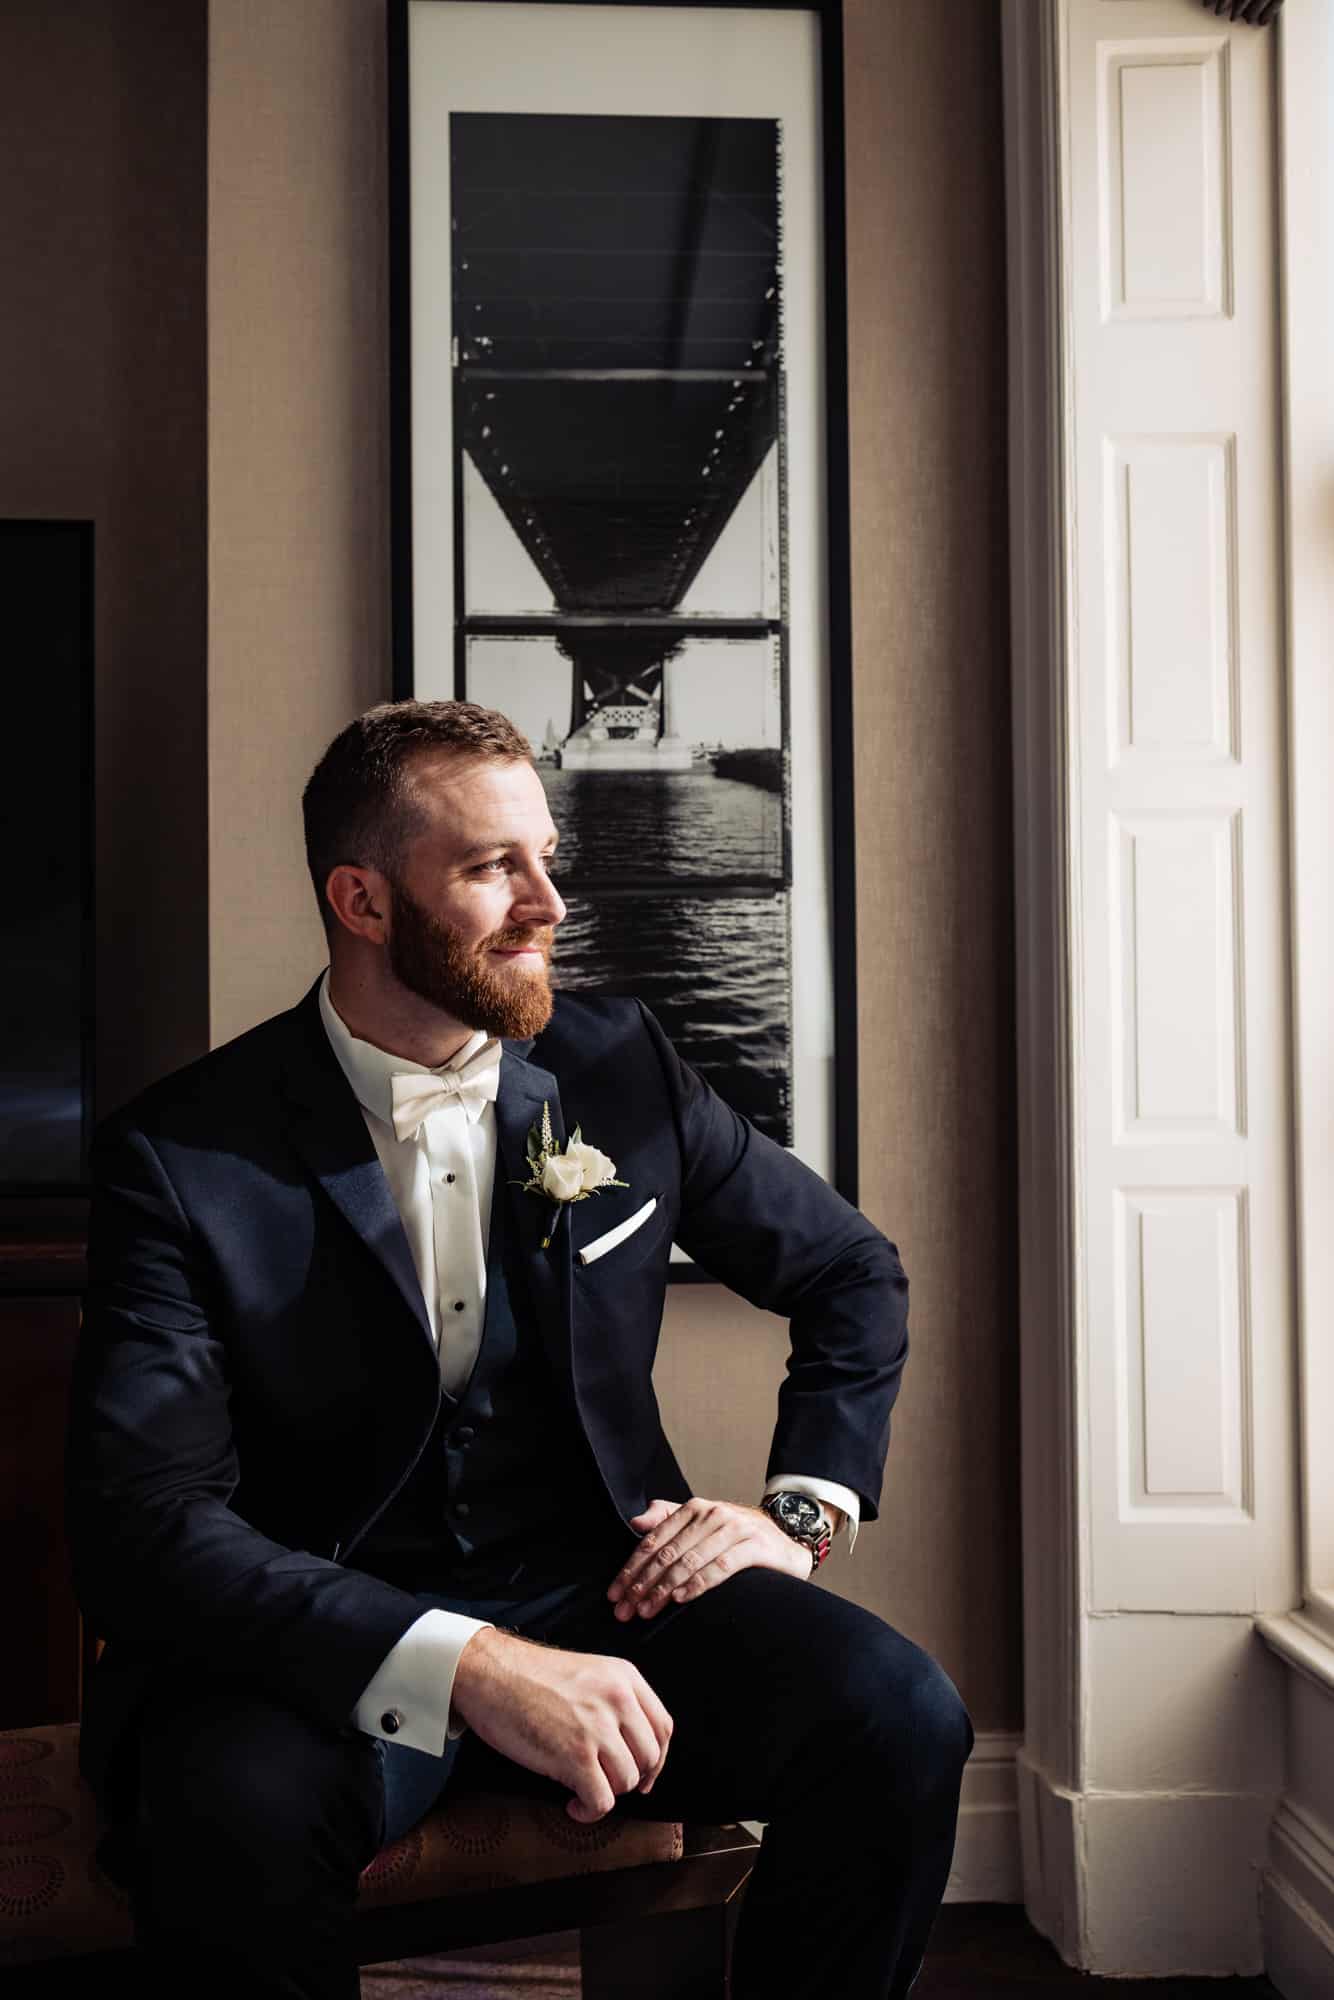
[319,973,858,1758]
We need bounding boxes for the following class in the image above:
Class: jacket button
[380,1709,403,1736]
[454,1501,471,1519]
[455,1425,476,1445]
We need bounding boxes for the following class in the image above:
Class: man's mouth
[486,932,551,960]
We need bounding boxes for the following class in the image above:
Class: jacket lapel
[495,1041,574,1386]
[280,982,434,1352]
[279,983,575,1374]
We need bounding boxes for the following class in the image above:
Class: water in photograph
[541,768,783,885]
[554,893,790,1145]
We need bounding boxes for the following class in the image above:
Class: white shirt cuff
[354,1609,493,1757]
[762,1474,862,1553]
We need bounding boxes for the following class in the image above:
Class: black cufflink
[381,1709,403,1735]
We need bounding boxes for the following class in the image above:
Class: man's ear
[324,863,390,945]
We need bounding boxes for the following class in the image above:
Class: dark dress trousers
[66,979,971,1999]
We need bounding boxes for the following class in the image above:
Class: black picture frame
[387,0,857,1238]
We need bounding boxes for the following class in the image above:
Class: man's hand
[609,1496,814,1622]
[449,1627,673,1823]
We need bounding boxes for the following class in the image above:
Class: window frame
[1276,0,1334,1638]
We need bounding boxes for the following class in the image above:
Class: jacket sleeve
[65,1117,426,1733]
[635,1001,908,1520]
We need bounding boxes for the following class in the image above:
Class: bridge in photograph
[450,111,783,770]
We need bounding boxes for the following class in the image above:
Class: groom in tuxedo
[67,699,972,1999]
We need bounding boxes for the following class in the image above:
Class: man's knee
[835,1627,974,1808]
[900,1653,973,1803]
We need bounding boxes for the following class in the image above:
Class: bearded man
[67,700,972,2000]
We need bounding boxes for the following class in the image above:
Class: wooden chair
[0,1721,758,1995]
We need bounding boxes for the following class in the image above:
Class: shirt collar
[318,970,491,1131]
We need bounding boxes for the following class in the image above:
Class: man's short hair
[302,699,533,934]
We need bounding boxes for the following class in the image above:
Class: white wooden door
[1064,0,1296,1621]
[1005,0,1302,1973]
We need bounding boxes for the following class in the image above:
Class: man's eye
[472,853,558,875]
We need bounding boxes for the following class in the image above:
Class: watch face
[773,1492,822,1534]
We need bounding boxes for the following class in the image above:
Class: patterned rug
[362,1932,580,1999]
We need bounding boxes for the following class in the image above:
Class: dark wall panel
[0,0,209,1117]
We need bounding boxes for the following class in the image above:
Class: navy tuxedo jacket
[67,980,908,1797]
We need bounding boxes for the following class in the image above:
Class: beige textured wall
[0,0,208,1116]
[207,0,1020,1733]
[845,0,1019,1727]
[209,0,391,1044]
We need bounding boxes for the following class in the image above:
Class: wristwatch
[761,1491,834,1571]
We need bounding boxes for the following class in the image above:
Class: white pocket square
[578,1196,659,1266]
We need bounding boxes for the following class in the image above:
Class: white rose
[564,1139,617,1193]
[541,1154,584,1201]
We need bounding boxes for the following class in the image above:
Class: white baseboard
[1016,1751,1081,1961]
[1016,1751,1274,1974]
[945,1731,1023,1903]
[1264,1799,1334,2000]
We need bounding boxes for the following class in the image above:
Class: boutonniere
[514,1101,628,1248]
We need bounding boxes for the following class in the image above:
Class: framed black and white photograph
[390,0,855,1210]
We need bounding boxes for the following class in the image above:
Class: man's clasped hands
[449,1495,819,1823]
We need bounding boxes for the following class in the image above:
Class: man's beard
[386,880,555,1040]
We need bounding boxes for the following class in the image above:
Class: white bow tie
[389,1041,502,1141]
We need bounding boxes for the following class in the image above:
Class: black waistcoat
[354,1172,624,1595]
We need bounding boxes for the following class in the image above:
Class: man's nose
[515,869,566,928]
